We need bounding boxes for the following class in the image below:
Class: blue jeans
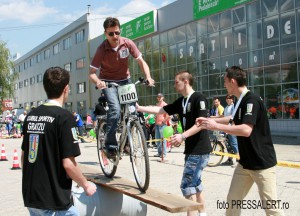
[155,124,167,156]
[6,123,12,135]
[228,134,238,154]
[28,205,79,216]
[102,79,130,150]
[181,154,210,197]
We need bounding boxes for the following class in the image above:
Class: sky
[0,0,176,57]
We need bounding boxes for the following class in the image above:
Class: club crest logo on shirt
[28,134,39,163]
[119,48,129,58]
[200,101,206,110]
[246,103,253,115]
[71,127,79,141]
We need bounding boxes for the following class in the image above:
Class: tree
[0,40,18,112]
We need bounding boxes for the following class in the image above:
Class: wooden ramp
[81,165,202,213]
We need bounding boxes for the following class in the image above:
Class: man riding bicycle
[89,17,154,159]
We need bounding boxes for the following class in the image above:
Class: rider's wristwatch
[181,134,186,141]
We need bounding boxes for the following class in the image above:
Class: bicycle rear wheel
[208,141,224,167]
[129,121,150,192]
[97,119,117,178]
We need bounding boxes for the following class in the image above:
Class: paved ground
[0,135,299,216]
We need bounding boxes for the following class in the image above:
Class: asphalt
[0,135,299,216]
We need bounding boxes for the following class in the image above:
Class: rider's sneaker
[153,154,161,157]
[221,159,234,166]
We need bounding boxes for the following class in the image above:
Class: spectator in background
[73,111,86,143]
[154,93,169,158]
[211,97,224,118]
[86,114,93,125]
[144,113,156,147]
[4,110,13,135]
[18,110,27,134]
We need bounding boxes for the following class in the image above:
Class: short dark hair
[175,70,194,86]
[213,97,220,101]
[103,17,120,30]
[225,66,246,87]
[43,67,70,99]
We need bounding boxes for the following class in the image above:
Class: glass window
[264,46,280,66]
[152,49,159,70]
[199,61,209,75]
[234,52,248,69]
[208,58,220,75]
[19,81,23,88]
[36,53,41,63]
[76,58,85,69]
[220,29,233,56]
[248,67,264,86]
[282,63,298,83]
[63,37,71,50]
[197,18,207,36]
[64,63,71,72]
[249,49,263,68]
[247,0,261,21]
[37,74,42,83]
[160,47,168,67]
[177,26,186,42]
[297,1,300,8]
[187,62,197,79]
[233,24,247,53]
[263,15,279,47]
[145,52,152,70]
[145,37,151,52]
[220,10,231,30]
[30,77,35,85]
[24,79,28,87]
[220,55,233,71]
[232,6,245,25]
[282,83,299,119]
[77,82,86,94]
[262,0,278,17]
[44,48,50,59]
[14,83,18,90]
[208,32,220,59]
[298,9,300,41]
[75,29,85,44]
[281,43,297,64]
[209,73,221,90]
[159,32,168,47]
[279,0,294,12]
[265,84,281,118]
[137,40,145,53]
[264,65,281,84]
[248,21,263,50]
[207,14,219,33]
[168,29,176,45]
[168,45,176,66]
[53,43,59,55]
[280,11,296,44]
[187,39,197,63]
[198,36,208,61]
[152,35,159,50]
[186,22,196,39]
[177,41,186,65]
[198,76,208,90]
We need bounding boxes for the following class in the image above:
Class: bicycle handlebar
[95,77,151,90]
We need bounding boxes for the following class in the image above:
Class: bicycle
[207,131,235,167]
[96,78,150,192]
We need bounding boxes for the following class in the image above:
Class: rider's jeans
[228,134,238,154]
[102,79,130,150]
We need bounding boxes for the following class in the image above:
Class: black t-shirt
[21,104,81,210]
[94,103,106,116]
[233,91,277,170]
[163,92,211,155]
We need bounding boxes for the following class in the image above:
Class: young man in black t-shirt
[196,66,284,216]
[137,71,211,216]
[21,67,96,215]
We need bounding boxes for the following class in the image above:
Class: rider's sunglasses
[107,31,121,37]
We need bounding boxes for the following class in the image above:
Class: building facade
[14,0,300,136]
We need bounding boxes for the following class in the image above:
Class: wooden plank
[81,165,202,213]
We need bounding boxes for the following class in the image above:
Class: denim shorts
[180,154,210,197]
[28,205,79,216]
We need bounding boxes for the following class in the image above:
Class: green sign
[193,0,253,20]
[120,10,157,40]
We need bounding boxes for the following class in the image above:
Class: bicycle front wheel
[97,119,117,178]
[129,121,150,192]
[208,141,224,167]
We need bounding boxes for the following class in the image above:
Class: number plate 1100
[118,84,138,104]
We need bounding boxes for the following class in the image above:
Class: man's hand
[170,134,183,147]
[83,181,97,196]
[196,117,218,130]
[146,78,155,87]
[96,80,107,89]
